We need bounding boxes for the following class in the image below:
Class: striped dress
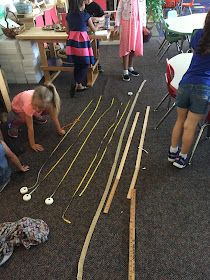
[66,11,95,65]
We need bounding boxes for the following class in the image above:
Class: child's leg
[171,107,188,149]
[122,54,129,71]
[8,112,25,138]
[180,111,204,155]
[74,64,89,89]
[128,51,140,76]
[128,51,134,68]
[122,54,130,81]
[33,111,48,125]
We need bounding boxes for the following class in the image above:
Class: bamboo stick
[103,112,140,214]
[77,80,147,280]
[127,106,150,199]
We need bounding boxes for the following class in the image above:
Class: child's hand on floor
[31,143,44,152]
[20,165,29,172]
[57,128,65,136]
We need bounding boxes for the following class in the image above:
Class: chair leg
[158,43,171,62]
[207,123,210,137]
[155,102,176,129]
[167,96,171,110]
[157,39,167,56]
[176,41,182,53]
[154,93,169,111]
[179,38,185,52]
[188,123,208,164]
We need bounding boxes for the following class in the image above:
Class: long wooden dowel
[127,106,150,199]
[77,80,147,280]
[103,112,140,214]
[128,189,136,280]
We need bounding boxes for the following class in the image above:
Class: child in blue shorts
[0,140,29,192]
[168,10,210,169]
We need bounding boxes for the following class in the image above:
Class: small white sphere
[23,193,31,201]
[45,197,54,205]
[20,187,28,194]
[128,91,133,96]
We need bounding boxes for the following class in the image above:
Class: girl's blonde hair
[33,84,61,114]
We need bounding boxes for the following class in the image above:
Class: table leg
[0,69,11,112]
[38,42,51,83]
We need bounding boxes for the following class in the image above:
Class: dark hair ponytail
[68,0,84,12]
[196,10,210,55]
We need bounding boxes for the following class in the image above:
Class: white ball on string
[45,197,54,205]
[20,187,28,194]
[23,193,31,201]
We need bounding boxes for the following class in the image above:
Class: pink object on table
[35,15,44,27]
[61,13,67,28]
[44,9,53,26]
[94,0,107,10]
[50,6,59,24]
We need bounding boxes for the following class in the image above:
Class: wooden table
[16,27,110,86]
[0,69,11,112]
[168,52,193,89]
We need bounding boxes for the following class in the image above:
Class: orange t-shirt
[12,90,37,117]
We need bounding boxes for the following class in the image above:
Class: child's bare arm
[25,115,44,152]
[88,18,98,32]
[1,141,29,172]
[48,105,65,135]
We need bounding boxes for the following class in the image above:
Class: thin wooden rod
[103,112,140,214]
[77,80,146,280]
[128,189,136,280]
[127,106,150,199]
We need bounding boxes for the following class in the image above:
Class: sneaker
[173,155,188,169]
[8,126,18,138]
[122,74,130,81]
[168,148,180,162]
[33,115,47,125]
[128,70,140,77]
[98,64,104,73]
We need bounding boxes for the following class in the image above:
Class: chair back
[163,0,176,8]
[166,59,176,97]
[182,0,194,6]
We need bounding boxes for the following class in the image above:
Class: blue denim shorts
[176,84,210,115]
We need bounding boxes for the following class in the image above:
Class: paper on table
[0,18,20,28]
[95,30,108,36]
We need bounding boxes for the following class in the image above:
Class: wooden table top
[16,27,111,41]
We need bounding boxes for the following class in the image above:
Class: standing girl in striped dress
[114,0,150,81]
[66,0,98,96]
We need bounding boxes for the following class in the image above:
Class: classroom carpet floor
[0,35,210,280]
